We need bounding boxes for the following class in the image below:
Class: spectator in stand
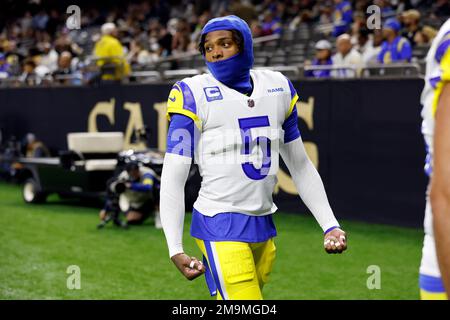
[402,9,421,48]
[355,28,370,54]
[250,19,263,37]
[274,2,288,23]
[189,12,211,50]
[430,0,450,19]
[289,9,315,30]
[38,42,58,73]
[128,40,157,65]
[229,0,257,25]
[163,18,177,53]
[19,58,37,85]
[414,25,438,46]
[378,18,412,64]
[295,0,317,24]
[395,0,413,14]
[332,0,352,37]
[0,53,11,78]
[0,0,449,87]
[350,11,366,42]
[52,51,74,84]
[332,33,362,78]
[305,39,333,79]
[93,22,131,81]
[1,40,23,76]
[318,2,334,25]
[358,29,383,64]
[146,19,162,55]
[172,18,191,54]
[374,0,396,20]
[32,10,49,31]
[260,10,282,36]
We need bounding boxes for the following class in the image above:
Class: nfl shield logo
[247,99,255,108]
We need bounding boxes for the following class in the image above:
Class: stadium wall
[0,79,427,227]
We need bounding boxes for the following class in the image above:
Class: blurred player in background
[420,18,450,300]
[160,15,347,300]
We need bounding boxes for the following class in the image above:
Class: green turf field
[0,181,423,300]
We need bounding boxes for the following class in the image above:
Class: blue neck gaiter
[201,15,254,95]
[205,53,251,94]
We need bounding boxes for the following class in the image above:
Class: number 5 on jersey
[238,116,271,181]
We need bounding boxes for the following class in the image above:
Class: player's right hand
[324,228,347,254]
[171,253,205,281]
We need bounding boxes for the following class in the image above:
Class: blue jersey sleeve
[283,77,300,143]
[166,113,196,158]
[282,105,301,144]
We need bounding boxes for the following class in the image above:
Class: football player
[420,18,450,300]
[160,15,347,300]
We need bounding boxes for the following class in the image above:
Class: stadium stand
[0,0,449,86]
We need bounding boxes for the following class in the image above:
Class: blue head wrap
[200,15,254,94]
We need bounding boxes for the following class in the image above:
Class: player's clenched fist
[171,253,205,280]
[324,228,347,254]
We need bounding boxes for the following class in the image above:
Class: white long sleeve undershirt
[280,136,340,232]
[159,152,192,258]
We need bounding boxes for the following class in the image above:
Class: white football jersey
[420,19,450,276]
[167,69,298,217]
[421,18,450,178]
[420,18,450,240]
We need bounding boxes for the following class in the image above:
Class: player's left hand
[324,228,347,254]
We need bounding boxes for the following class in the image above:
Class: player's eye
[222,41,232,48]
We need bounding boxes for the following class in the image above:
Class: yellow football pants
[420,289,448,300]
[195,238,276,300]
